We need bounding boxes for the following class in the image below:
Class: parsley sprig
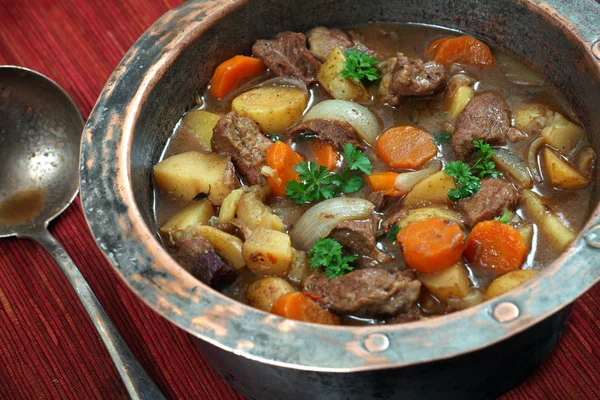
[495,211,511,224]
[339,50,381,83]
[472,140,502,179]
[286,144,372,204]
[444,140,502,201]
[388,224,401,241]
[309,238,357,279]
[445,161,481,201]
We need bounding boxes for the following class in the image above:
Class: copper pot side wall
[80,0,600,392]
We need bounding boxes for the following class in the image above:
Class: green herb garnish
[286,145,372,204]
[445,161,481,201]
[343,143,372,174]
[388,224,401,241]
[339,49,381,83]
[267,134,281,142]
[309,238,357,279]
[495,211,511,224]
[444,140,501,201]
[434,133,452,144]
[472,140,502,178]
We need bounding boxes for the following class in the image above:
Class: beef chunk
[211,111,272,185]
[287,118,365,150]
[328,218,392,269]
[306,26,378,62]
[379,53,446,106]
[458,178,520,227]
[451,92,524,160]
[252,32,321,85]
[174,230,237,288]
[302,269,421,317]
[367,190,386,211]
[268,197,309,230]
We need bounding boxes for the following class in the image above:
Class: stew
[152,23,595,326]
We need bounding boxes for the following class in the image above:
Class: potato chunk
[187,225,245,270]
[178,110,221,151]
[418,263,470,302]
[521,190,575,252]
[153,152,239,204]
[159,200,215,237]
[232,86,307,133]
[486,270,539,299]
[444,74,474,122]
[218,188,244,223]
[403,171,456,208]
[246,277,296,312]
[541,147,589,189]
[236,188,285,232]
[513,103,550,135]
[317,47,370,102]
[243,228,293,277]
[541,112,584,156]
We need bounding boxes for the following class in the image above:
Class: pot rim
[80,0,600,372]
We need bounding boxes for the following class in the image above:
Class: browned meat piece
[287,119,365,150]
[451,92,524,160]
[302,269,421,317]
[328,217,392,269]
[211,111,272,185]
[252,32,322,85]
[379,53,446,106]
[174,230,237,288]
[306,26,378,62]
[458,179,520,227]
[367,190,386,211]
[268,197,309,230]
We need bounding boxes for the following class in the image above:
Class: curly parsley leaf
[343,143,372,174]
[494,211,511,224]
[472,139,502,178]
[285,145,371,204]
[309,238,357,279]
[388,224,401,241]
[286,161,333,204]
[444,160,481,201]
[339,49,381,83]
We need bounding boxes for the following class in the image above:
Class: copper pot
[80,1,600,398]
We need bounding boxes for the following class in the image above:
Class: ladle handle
[27,228,166,400]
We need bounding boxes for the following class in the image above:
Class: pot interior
[131,0,600,233]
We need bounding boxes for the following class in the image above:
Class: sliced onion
[497,53,545,86]
[302,100,380,144]
[493,149,532,189]
[394,160,441,194]
[290,197,374,250]
[527,137,545,182]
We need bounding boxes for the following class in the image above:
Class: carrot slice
[266,141,304,197]
[271,292,340,325]
[365,171,402,197]
[397,218,466,274]
[209,55,266,98]
[311,140,339,171]
[464,220,527,275]
[375,126,437,169]
[426,35,494,66]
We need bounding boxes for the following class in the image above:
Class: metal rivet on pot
[585,225,600,248]
[492,302,520,323]
[363,333,390,353]
[592,41,600,60]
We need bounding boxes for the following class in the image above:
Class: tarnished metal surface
[79,0,600,398]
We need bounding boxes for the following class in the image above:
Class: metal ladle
[0,66,165,399]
